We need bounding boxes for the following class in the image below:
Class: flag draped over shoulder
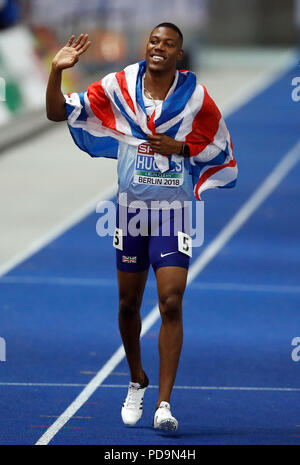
[65,60,237,200]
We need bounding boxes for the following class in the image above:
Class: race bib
[113,227,123,250]
[178,231,192,257]
[134,143,184,187]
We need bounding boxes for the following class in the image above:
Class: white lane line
[0,382,87,387]
[1,382,300,392]
[219,49,297,117]
[189,282,300,294]
[0,276,118,286]
[2,275,300,295]
[187,139,300,284]
[35,346,125,445]
[0,185,117,279]
[35,138,300,445]
[40,415,93,420]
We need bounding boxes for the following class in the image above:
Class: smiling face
[145,26,183,73]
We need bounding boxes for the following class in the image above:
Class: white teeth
[152,55,164,62]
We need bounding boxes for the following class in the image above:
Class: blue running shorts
[115,204,191,272]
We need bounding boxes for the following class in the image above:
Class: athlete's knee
[118,296,141,318]
[159,293,182,323]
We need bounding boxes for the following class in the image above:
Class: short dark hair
[152,22,183,44]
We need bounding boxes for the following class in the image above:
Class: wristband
[180,143,190,156]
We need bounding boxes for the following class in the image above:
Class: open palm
[52,34,91,70]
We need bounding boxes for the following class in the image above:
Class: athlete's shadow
[135,425,183,439]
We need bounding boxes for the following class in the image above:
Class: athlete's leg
[155,265,188,408]
[117,269,149,385]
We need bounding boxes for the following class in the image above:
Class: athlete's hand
[52,34,91,71]
[147,134,184,155]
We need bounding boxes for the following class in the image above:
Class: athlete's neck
[144,69,176,101]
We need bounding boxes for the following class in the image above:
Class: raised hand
[52,34,91,71]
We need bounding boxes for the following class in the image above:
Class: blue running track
[0,62,300,445]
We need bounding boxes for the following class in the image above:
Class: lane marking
[40,415,92,419]
[111,372,129,376]
[173,386,300,392]
[35,138,300,445]
[1,382,300,392]
[35,346,126,444]
[86,401,104,405]
[0,382,87,387]
[187,282,300,294]
[79,371,128,376]
[80,371,98,375]
[0,185,117,279]
[218,49,297,117]
[30,425,83,430]
[186,139,300,285]
[2,275,300,294]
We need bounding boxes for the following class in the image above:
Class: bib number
[178,231,192,257]
[113,228,123,251]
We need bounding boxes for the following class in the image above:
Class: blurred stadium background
[0,0,298,144]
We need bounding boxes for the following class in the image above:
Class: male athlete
[46,23,237,431]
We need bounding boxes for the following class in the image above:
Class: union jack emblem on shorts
[122,256,137,263]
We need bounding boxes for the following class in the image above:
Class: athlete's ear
[177,49,184,62]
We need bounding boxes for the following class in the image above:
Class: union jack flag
[122,256,137,263]
[65,60,237,200]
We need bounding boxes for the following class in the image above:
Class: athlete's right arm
[46,34,91,122]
